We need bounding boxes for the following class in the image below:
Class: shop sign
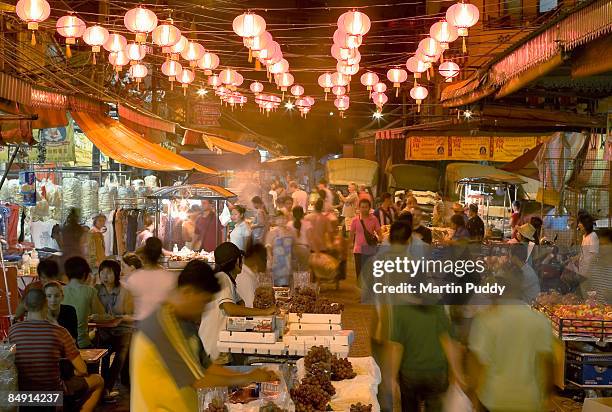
[406,137,448,160]
[19,171,36,206]
[449,137,491,160]
[491,137,539,162]
[39,121,75,163]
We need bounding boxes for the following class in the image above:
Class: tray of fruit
[533,295,612,342]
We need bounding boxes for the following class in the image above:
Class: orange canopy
[182,128,255,155]
[71,111,217,175]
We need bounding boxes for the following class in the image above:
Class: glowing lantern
[181,41,205,67]
[198,52,220,75]
[333,29,362,49]
[233,12,266,38]
[337,61,359,77]
[418,37,442,61]
[127,42,147,63]
[318,72,334,100]
[371,92,388,111]
[177,68,195,95]
[109,50,129,72]
[208,74,221,89]
[169,36,188,60]
[219,68,238,86]
[373,82,387,93]
[290,84,304,97]
[415,49,436,65]
[16,0,50,44]
[250,81,264,95]
[386,68,408,97]
[275,72,294,93]
[332,86,346,97]
[439,61,460,82]
[269,59,289,75]
[331,44,357,62]
[304,96,315,106]
[446,2,479,52]
[247,31,272,54]
[153,20,181,50]
[56,14,85,57]
[129,63,148,88]
[410,85,428,112]
[406,56,428,81]
[232,72,244,88]
[124,6,158,43]
[430,20,458,51]
[331,72,350,87]
[258,41,279,63]
[83,25,108,63]
[103,33,127,53]
[161,60,183,88]
[341,10,371,37]
[334,95,350,117]
[360,72,379,91]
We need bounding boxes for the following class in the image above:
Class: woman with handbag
[350,198,381,279]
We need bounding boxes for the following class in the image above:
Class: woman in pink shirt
[350,198,382,279]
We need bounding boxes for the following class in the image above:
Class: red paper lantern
[124,6,158,43]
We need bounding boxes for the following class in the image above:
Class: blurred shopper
[411,207,432,245]
[132,260,277,411]
[266,212,296,286]
[136,214,155,249]
[229,205,251,253]
[193,200,222,252]
[337,183,359,235]
[350,199,381,279]
[96,260,134,401]
[468,270,553,412]
[305,199,334,254]
[237,244,267,308]
[392,303,465,412]
[124,237,175,322]
[358,184,374,206]
[466,204,485,242]
[120,252,142,277]
[290,181,308,211]
[200,243,276,362]
[375,192,397,227]
[10,289,104,412]
[87,214,107,272]
[251,196,269,245]
[289,206,312,271]
[62,208,86,261]
[432,192,447,227]
[317,178,334,212]
[62,256,104,348]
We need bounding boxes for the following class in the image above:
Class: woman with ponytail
[288,206,311,271]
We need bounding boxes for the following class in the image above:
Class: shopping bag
[309,252,339,282]
[443,384,473,412]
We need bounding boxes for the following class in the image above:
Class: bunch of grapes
[304,346,333,370]
[331,355,356,381]
[313,298,344,314]
[302,364,335,397]
[259,401,288,412]
[202,398,228,412]
[253,286,276,309]
[350,403,372,412]
[290,383,331,412]
[289,294,316,314]
[294,286,318,299]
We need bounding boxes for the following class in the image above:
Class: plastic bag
[443,384,473,412]
[309,252,339,282]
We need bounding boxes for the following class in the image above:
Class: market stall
[147,184,237,256]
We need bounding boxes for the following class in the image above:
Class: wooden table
[80,348,108,375]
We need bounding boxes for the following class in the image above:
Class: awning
[71,111,217,174]
[182,128,255,155]
[388,164,440,192]
[326,158,378,187]
[501,143,543,180]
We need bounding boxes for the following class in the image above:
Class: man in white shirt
[289,181,308,212]
[236,244,267,308]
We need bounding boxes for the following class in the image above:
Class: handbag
[360,218,378,246]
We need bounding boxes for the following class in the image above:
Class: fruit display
[202,398,228,412]
[302,363,335,397]
[259,401,289,412]
[254,286,276,309]
[331,355,356,381]
[533,292,612,341]
[289,288,343,315]
[290,383,332,412]
[350,403,373,412]
[304,346,333,370]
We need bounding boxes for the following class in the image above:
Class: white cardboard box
[288,313,342,324]
[583,398,612,412]
[283,330,354,346]
[226,316,275,332]
[219,330,279,344]
[287,342,350,358]
[288,322,342,331]
[217,341,287,356]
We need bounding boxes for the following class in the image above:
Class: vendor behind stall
[466,204,485,242]
[193,200,222,252]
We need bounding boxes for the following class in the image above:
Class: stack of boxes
[284,312,353,357]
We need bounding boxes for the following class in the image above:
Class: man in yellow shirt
[131,260,277,411]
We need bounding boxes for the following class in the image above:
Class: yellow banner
[492,136,539,161]
[406,137,448,160]
[449,137,491,160]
